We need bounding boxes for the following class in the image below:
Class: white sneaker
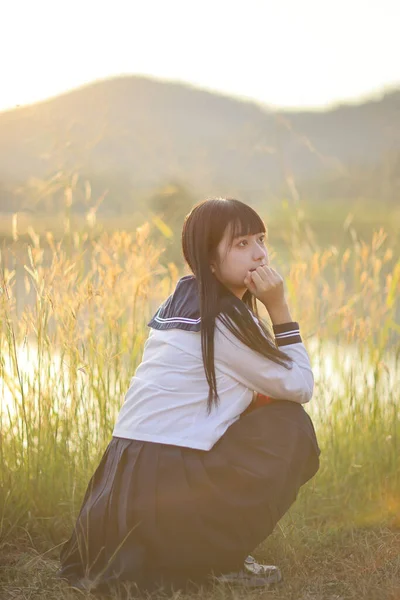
[212,555,282,588]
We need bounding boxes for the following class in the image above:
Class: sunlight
[1,0,399,112]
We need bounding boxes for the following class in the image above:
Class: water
[1,240,399,429]
[1,339,398,426]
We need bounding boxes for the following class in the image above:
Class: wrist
[264,300,293,325]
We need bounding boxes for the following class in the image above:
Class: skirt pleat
[58,400,320,592]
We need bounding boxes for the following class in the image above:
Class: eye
[238,235,266,247]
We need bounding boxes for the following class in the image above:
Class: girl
[57,198,320,594]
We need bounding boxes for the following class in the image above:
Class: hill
[0,76,399,213]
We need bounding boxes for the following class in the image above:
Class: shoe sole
[211,569,282,588]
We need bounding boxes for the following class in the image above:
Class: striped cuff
[273,321,302,347]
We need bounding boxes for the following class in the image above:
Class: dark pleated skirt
[58,400,320,594]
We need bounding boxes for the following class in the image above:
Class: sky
[1,0,399,113]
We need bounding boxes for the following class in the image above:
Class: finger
[245,272,256,292]
[251,269,270,283]
[258,266,281,283]
[261,265,276,277]
[249,270,262,281]
[244,273,255,287]
[265,266,281,278]
[254,266,271,282]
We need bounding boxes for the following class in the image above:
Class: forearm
[263,300,293,325]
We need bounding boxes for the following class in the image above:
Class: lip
[250,265,265,271]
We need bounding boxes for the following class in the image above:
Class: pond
[1,338,398,427]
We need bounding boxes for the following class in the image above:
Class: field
[0,208,399,599]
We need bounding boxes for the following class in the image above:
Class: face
[210,223,269,299]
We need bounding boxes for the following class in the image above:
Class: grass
[1,523,399,599]
[0,204,399,599]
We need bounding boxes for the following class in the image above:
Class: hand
[244,265,286,310]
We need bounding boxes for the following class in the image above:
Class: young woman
[57,198,320,594]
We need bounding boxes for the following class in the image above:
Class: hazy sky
[1,0,399,113]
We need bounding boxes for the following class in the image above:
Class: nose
[253,241,268,263]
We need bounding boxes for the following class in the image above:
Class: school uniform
[58,275,320,593]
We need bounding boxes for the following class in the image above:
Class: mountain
[0,75,399,212]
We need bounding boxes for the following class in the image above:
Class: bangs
[224,200,266,247]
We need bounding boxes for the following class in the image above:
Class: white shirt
[112,318,314,451]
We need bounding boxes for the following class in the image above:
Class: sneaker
[212,555,282,588]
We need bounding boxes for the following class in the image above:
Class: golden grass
[0,207,399,599]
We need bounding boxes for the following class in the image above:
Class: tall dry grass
[0,208,399,549]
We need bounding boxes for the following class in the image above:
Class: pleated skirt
[58,400,320,594]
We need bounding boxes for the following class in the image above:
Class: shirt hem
[111,428,214,451]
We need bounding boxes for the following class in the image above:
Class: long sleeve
[214,319,314,404]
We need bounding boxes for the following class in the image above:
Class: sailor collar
[148,275,201,332]
[148,274,262,334]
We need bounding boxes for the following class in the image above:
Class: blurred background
[0,0,399,273]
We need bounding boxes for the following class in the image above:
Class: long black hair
[181,197,292,414]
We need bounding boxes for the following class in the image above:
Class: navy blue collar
[148,275,201,332]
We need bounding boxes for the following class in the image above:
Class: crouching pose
[57,198,320,594]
